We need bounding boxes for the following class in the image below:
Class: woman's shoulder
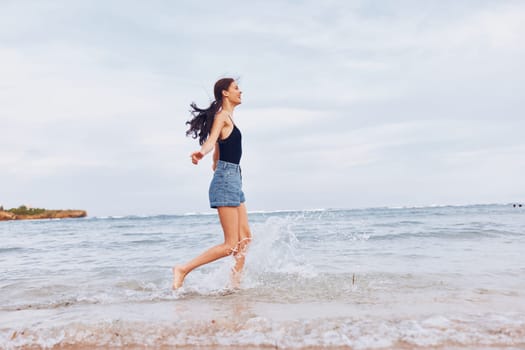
[214,110,231,124]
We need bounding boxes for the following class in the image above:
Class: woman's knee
[222,241,238,256]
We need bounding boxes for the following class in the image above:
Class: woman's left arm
[191,114,226,165]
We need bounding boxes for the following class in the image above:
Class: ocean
[1,204,524,349]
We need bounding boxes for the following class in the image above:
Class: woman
[172,78,252,290]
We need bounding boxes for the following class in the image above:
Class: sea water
[1,204,524,349]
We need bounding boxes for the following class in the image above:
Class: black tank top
[218,124,242,164]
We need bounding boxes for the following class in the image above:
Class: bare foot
[230,268,242,289]
[172,265,187,290]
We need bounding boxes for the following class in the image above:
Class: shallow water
[1,204,524,349]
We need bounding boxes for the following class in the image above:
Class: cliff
[0,209,87,221]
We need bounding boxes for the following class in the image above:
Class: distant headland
[0,205,87,221]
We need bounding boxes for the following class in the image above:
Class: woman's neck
[221,109,234,118]
[221,100,235,116]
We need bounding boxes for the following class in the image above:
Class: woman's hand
[212,161,217,171]
[191,151,204,165]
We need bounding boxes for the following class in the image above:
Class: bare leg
[231,203,252,288]
[173,206,239,289]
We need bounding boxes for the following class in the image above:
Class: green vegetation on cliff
[7,205,47,216]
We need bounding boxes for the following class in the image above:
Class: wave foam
[3,313,525,349]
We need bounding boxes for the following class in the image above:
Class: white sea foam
[2,311,525,349]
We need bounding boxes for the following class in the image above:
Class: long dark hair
[186,78,234,145]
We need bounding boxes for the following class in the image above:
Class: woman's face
[224,81,242,106]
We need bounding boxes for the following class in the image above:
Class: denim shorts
[209,160,246,208]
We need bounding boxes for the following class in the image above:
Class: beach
[1,204,524,349]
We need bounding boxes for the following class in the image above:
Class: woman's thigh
[217,206,239,246]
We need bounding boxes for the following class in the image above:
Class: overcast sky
[1,0,524,216]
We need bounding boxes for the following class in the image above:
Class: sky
[1,0,524,216]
